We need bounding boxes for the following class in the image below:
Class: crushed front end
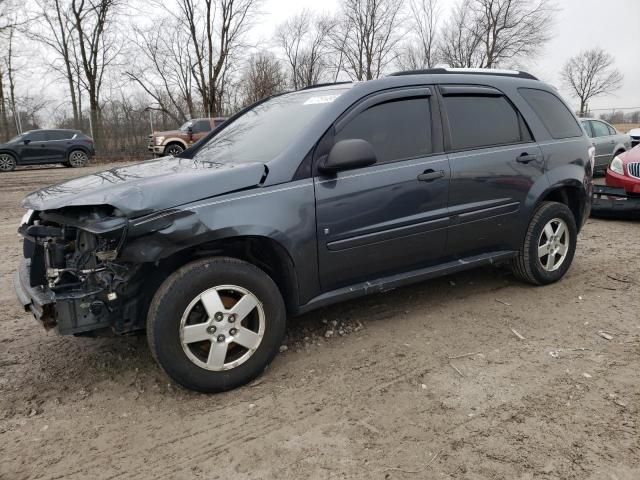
[15,207,146,335]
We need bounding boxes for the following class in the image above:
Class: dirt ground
[1,163,638,480]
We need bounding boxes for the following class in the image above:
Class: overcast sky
[258,0,640,112]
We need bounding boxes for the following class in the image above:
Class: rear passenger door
[588,120,616,169]
[46,130,75,161]
[315,88,450,291]
[440,85,544,257]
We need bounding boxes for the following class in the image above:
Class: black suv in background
[15,69,593,392]
[0,129,95,171]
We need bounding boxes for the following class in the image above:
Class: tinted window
[591,121,610,137]
[192,88,350,164]
[519,88,583,139]
[192,120,211,134]
[443,95,525,150]
[25,131,47,142]
[334,98,432,164]
[48,131,74,140]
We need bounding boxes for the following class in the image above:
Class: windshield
[179,121,193,132]
[8,133,24,143]
[192,88,349,164]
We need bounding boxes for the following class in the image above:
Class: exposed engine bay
[18,207,146,335]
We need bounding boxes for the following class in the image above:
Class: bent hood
[153,129,183,137]
[23,157,267,218]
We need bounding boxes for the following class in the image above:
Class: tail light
[588,146,595,172]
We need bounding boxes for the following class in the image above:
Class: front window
[179,121,193,132]
[192,88,350,164]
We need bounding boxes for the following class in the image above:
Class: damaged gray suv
[15,69,593,392]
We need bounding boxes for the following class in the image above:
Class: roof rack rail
[389,68,538,80]
[299,81,353,90]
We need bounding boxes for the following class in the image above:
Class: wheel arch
[66,146,91,158]
[537,182,588,230]
[163,138,187,149]
[142,235,300,315]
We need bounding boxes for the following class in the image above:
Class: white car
[629,128,640,147]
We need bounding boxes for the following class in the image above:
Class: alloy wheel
[165,145,183,156]
[537,218,569,272]
[0,153,16,171]
[69,150,88,167]
[179,285,265,371]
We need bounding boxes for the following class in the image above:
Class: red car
[606,146,640,195]
[592,145,640,219]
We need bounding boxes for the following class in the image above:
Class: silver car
[580,118,632,173]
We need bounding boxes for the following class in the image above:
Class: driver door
[314,88,451,292]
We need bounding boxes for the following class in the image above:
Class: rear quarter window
[519,88,583,139]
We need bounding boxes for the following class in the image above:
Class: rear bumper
[591,184,640,219]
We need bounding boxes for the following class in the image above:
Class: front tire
[0,153,16,172]
[164,143,184,156]
[147,257,286,393]
[511,201,577,285]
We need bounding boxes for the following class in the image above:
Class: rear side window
[47,131,74,140]
[519,88,583,139]
[591,121,611,138]
[334,98,432,164]
[443,95,528,150]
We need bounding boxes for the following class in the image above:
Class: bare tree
[276,10,335,89]
[125,19,198,124]
[440,0,554,69]
[332,0,405,81]
[1,25,19,136]
[70,0,121,146]
[396,0,440,70]
[239,52,287,106]
[30,0,83,128]
[561,48,624,116]
[440,0,485,67]
[175,0,260,117]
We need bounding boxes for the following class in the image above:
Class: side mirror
[23,139,31,145]
[319,139,377,173]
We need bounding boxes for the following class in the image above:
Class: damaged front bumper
[14,208,147,336]
[14,258,111,335]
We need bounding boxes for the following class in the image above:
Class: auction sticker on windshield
[303,95,341,105]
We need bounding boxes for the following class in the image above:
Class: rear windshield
[518,88,583,139]
[193,88,350,164]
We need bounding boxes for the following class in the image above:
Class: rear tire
[68,149,88,167]
[147,257,286,393]
[511,201,577,285]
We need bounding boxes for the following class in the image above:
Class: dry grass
[614,123,640,133]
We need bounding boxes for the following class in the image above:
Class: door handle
[516,153,538,164]
[417,169,445,182]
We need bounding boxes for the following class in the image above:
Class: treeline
[0,0,627,158]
